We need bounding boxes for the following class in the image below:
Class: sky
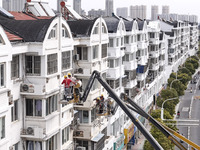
[49,0,200,22]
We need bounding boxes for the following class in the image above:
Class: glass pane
[35,100,42,116]
[83,111,88,123]
[26,99,33,116]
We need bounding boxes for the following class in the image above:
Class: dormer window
[48,25,57,39]
[102,24,107,33]
[62,25,69,38]
[93,23,99,34]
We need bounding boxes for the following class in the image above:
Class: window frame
[46,94,58,116]
[25,56,41,76]
[47,53,58,75]
[62,51,71,70]
[0,116,5,140]
[11,100,18,122]
[77,47,88,61]
[26,99,42,117]
[0,63,5,87]
[11,55,19,79]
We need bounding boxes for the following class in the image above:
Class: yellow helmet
[101,94,104,97]
[97,97,100,100]
[68,72,72,76]
[64,75,67,78]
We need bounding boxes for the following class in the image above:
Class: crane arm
[81,70,163,150]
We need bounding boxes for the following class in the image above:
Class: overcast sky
[49,0,200,22]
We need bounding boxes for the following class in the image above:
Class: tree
[178,67,192,77]
[143,110,175,150]
[157,88,179,116]
[177,73,191,86]
[186,58,199,69]
[184,62,195,74]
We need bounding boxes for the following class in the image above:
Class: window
[62,51,71,70]
[46,134,58,150]
[116,38,119,47]
[25,56,41,75]
[62,25,69,38]
[77,140,88,150]
[107,80,114,89]
[46,94,58,116]
[26,99,42,117]
[13,142,19,150]
[115,58,119,67]
[125,36,129,44]
[149,33,155,38]
[91,108,97,122]
[47,54,57,75]
[101,44,107,58]
[137,35,140,41]
[0,63,5,87]
[93,24,99,34]
[11,55,19,79]
[92,45,98,59]
[121,37,124,46]
[48,25,57,39]
[109,39,113,47]
[0,116,5,140]
[108,59,114,68]
[78,110,89,124]
[102,24,107,33]
[77,47,88,60]
[62,126,69,145]
[11,100,18,122]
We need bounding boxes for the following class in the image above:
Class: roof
[137,19,145,30]
[103,17,120,33]
[0,13,54,42]
[123,19,134,31]
[67,18,97,37]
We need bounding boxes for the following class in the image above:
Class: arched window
[93,23,99,34]
[62,25,70,38]
[48,24,57,39]
[0,35,5,45]
[102,23,107,33]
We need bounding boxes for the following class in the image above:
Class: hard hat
[68,72,72,76]
[101,94,104,97]
[97,97,100,100]
[64,75,67,78]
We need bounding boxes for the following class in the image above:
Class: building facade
[105,0,113,16]
[73,0,81,15]
[162,5,169,15]
[130,5,146,20]
[151,5,158,21]
[116,7,128,18]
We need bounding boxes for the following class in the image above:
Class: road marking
[182,107,189,112]
[189,96,194,119]
[188,126,190,150]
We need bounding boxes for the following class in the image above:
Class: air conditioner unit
[77,68,83,74]
[77,146,86,150]
[74,54,80,61]
[21,84,34,93]
[26,127,34,135]
[9,146,14,150]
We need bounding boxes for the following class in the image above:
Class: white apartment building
[129,5,146,20]
[151,5,158,21]
[0,2,199,150]
[105,0,113,17]
[162,5,169,15]
[0,8,75,150]
[116,7,128,18]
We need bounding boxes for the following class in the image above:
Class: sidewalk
[131,123,151,150]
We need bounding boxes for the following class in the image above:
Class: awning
[91,133,104,142]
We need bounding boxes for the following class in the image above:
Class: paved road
[176,71,200,149]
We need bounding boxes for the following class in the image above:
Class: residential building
[88,9,105,17]
[116,7,128,18]
[73,0,81,15]
[162,5,169,15]
[105,0,113,16]
[2,0,25,11]
[151,5,158,20]
[130,5,146,20]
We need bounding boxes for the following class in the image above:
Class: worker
[100,94,104,102]
[61,75,75,100]
[68,73,76,93]
[190,87,193,93]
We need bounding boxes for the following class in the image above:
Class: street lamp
[161,97,178,120]
[170,78,182,89]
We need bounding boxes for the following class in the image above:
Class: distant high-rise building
[151,5,158,20]
[189,15,198,23]
[130,5,146,19]
[105,0,113,16]
[88,9,105,17]
[162,5,169,14]
[3,0,25,11]
[116,7,128,18]
[73,0,81,15]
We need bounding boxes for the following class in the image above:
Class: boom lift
[79,70,200,150]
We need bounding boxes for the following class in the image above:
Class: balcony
[108,47,121,58]
[123,61,137,70]
[149,51,159,58]
[125,44,137,53]
[149,63,159,71]
[149,38,159,45]
[137,41,148,49]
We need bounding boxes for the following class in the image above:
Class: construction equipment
[79,70,200,150]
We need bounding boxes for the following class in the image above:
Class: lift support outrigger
[80,70,200,150]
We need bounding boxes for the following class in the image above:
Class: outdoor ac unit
[21,84,34,93]
[77,146,86,150]
[26,127,34,135]
[77,68,83,74]
[9,146,14,150]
